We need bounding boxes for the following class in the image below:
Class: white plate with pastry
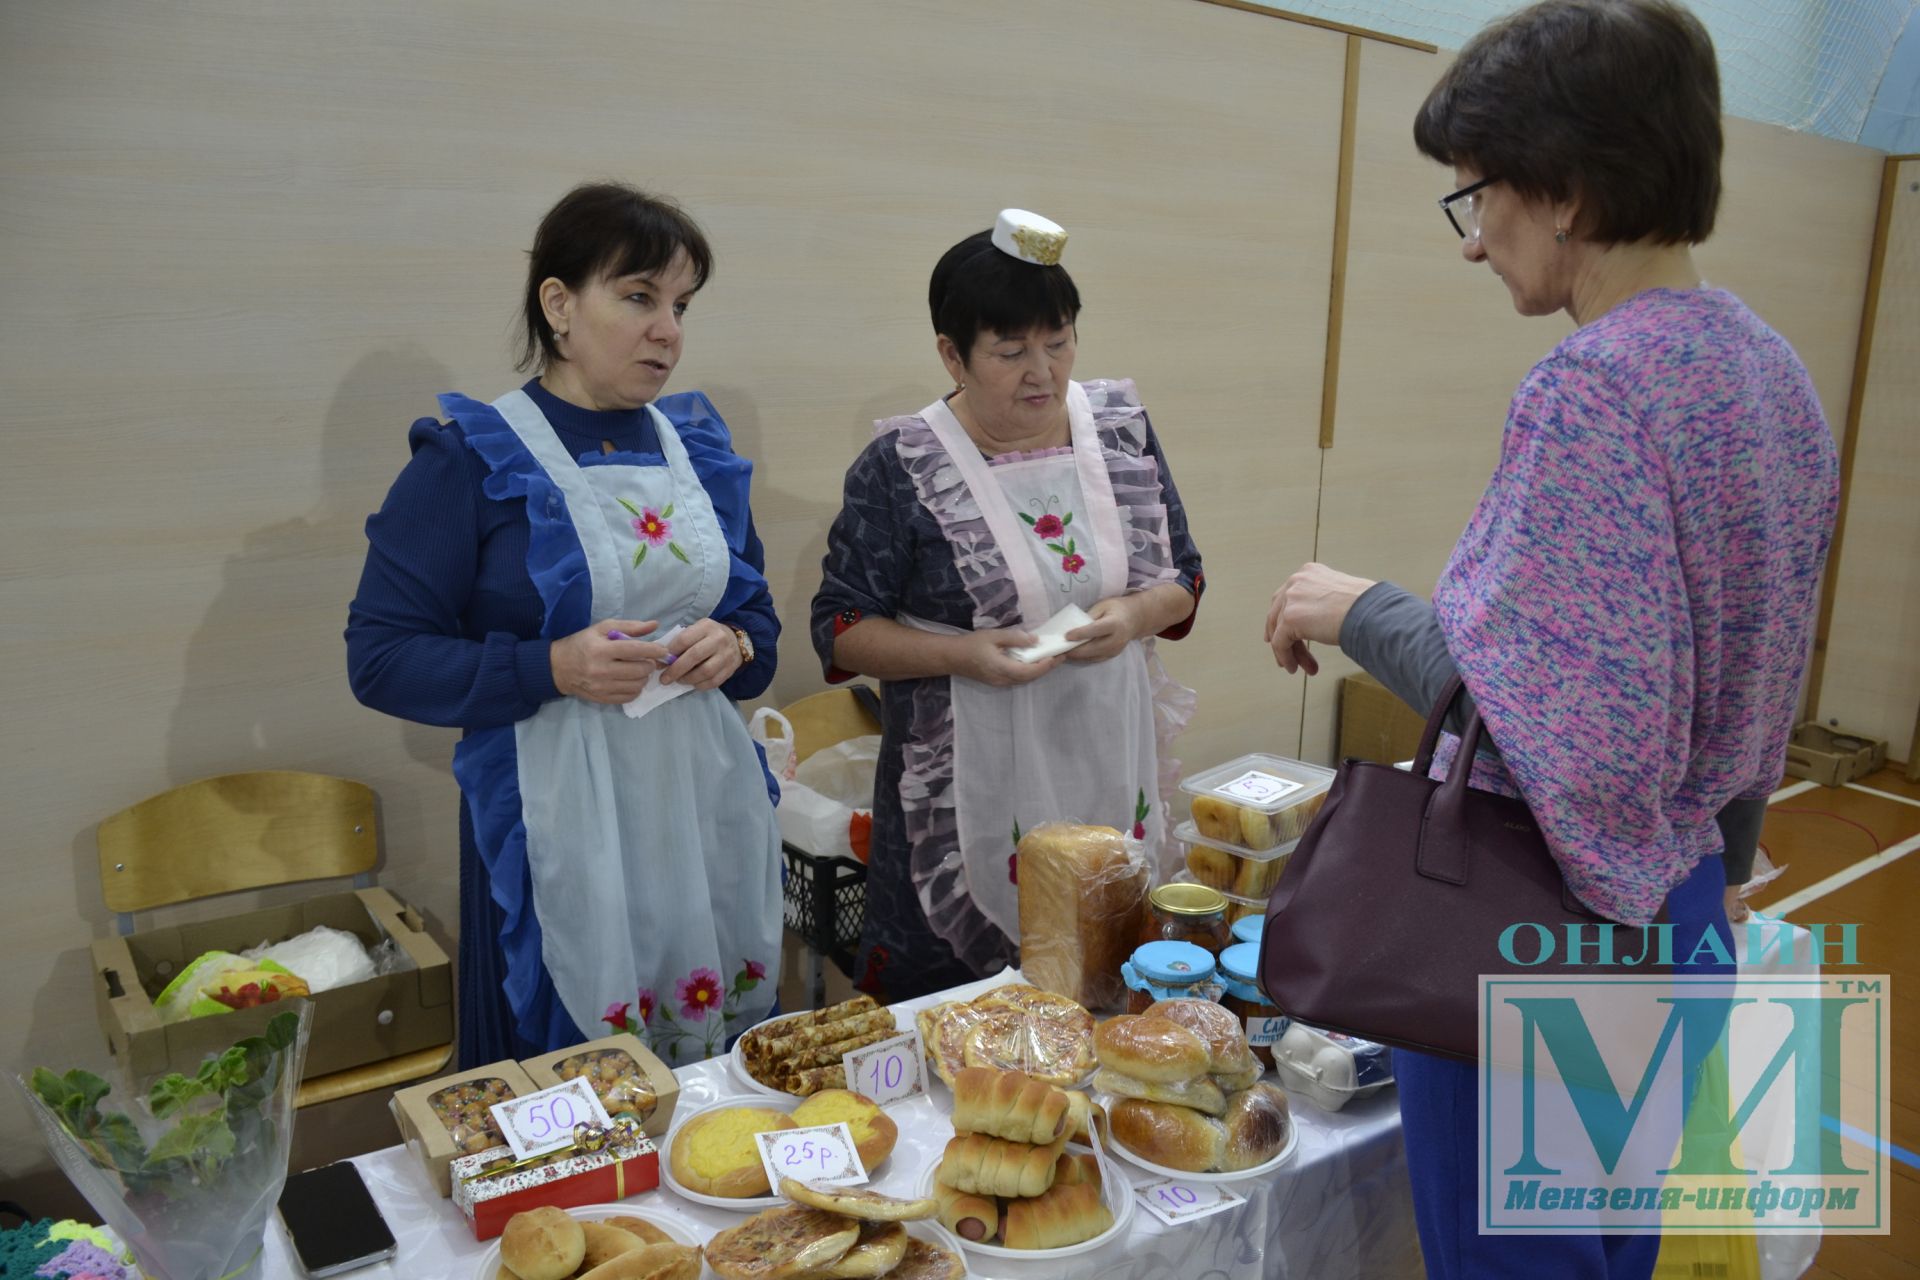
[1098,1082,1299,1183]
[729,998,904,1098]
[662,1091,899,1211]
[471,1202,702,1280]
[915,1138,1134,1261]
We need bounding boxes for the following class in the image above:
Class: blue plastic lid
[1218,942,1264,984]
[1230,916,1265,946]
[1128,940,1216,985]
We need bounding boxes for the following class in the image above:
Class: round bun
[499,1205,586,1280]
[1108,1097,1225,1173]
[788,1088,899,1169]
[669,1106,798,1197]
[1094,1014,1210,1083]
[1141,999,1259,1079]
[1220,1082,1291,1171]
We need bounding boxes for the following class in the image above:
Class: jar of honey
[1218,941,1285,1069]
[1141,883,1232,956]
[1121,940,1221,1014]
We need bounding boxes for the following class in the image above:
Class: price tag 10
[489,1077,612,1161]
[1133,1176,1246,1227]
[842,1030,925,1106]
[755,1121,869,1192]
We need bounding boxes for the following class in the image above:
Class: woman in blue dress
[348,183,782,1068]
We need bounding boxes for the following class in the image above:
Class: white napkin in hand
[622,625,693,721]
[1009,604,1096,664]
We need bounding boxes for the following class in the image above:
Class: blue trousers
[1395,854,1734,1279]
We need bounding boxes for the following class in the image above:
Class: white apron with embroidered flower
[914,383,1163,942]
[489,389,780,1065]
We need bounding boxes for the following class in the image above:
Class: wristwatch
[730,626,755,665]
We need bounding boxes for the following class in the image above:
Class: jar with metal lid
[1141,882,1232,956]
[1229,915,1265,948]
[1121,940,1221,1014]
[1218,942,1285,1069]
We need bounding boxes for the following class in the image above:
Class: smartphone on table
[277,1161,398,1277]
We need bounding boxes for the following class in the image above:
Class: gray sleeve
[1337,581,1486,743]
[1716,795,1767,885]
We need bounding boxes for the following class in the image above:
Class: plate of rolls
[915,1064,1133,1259]
[475,1202,702,1280]
[661,1090,899,1210]
[1092,1001,1298,1182]
[731,997,905,1097]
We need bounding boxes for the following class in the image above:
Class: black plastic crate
[781,841,866,960]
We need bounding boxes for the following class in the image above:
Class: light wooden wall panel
[0,0,1340,1182]
[1302,42,1886,764]
[1818,159,1920,754]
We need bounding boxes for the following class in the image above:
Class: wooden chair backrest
[780,687,882,766]
[98,771,377,914]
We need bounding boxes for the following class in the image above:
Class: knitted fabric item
[0,1221,64,1279]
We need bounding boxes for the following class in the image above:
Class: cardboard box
[391,1059,542,1197]
[1783,723,1888,788]
[520,1034,679,1140]
[451,1131,660,1240]
[90,886,451,1082]
[1338,671,1428,765]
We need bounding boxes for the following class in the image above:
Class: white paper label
[755,1121,870,1191]
[1134,1176,1247,1226]
[489,1077,612,1160]
[843,1030,925,1106]
[1216,770,1304,806]
[1246,1015,1287,1048]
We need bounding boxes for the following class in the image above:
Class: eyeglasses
[1439,176,1498,240]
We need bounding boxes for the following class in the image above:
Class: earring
[1554,228,1569,244]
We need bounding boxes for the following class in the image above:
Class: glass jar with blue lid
[1218,941,1285,1069]
[1229,915,1265,947]
[1121,939,1221,1013]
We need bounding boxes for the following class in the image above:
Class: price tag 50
[755,1121,869,1191]
[842,1030,925,1107]
[490,1077,612,1160]
[1133,1176,1246,1227]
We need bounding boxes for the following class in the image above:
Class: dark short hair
[519,183,714,372]
[928,230,1082,362]
[1413,0,1722,245]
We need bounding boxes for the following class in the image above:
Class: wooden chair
[96,770,452,1107]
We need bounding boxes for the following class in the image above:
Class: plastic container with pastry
[1102,1082,1297,1181]
[1182,754,1334,852]
[551,1048,659,1123]
[918,1138,1133,1260]
[1270,1021,1395,1111]
[1175,818,1300,898]
[472,1203,700,1280]
[731,997,901,1097]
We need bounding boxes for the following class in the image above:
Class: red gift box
[450,1130,659,1240]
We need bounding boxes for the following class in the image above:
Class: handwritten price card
[755,1121,870,1191]
[490,1078,612,1160]
[842,1030,925,1106]
[1134,1176,1246,1227]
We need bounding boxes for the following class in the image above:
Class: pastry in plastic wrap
[917,1001,992,1087]
[1139,998,1261,1087]
[1093,1014,1211,1083]
[788,1089,897,1169]
[921,990,1094,1089]
[1016,823,1149,1010]
[705,1205,861,1280]
[1108,1097,1225,1173]
[429,1076,517,1156]
[1000,1176,1113,1250]
[1219,1082,1292,1171]
[1091,1067,1228,1116]
[555,1048,658,1122]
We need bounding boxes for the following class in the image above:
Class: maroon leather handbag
[1257,677,1664,1061]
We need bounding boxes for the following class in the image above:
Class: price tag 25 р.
[1134,1176,1246,1227]
[842,1030,925,1106]
[489,1077,613,1160]
[756,1121,870,1191]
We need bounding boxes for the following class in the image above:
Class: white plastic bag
[749,707,798,782]
[775,734,880,862]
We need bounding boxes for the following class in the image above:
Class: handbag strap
[1412,674,1493,889]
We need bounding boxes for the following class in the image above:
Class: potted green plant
[18,1004,311,1280]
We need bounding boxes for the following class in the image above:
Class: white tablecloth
[259,971,1423,1280]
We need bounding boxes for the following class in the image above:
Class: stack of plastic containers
[1175,753,1335,924]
